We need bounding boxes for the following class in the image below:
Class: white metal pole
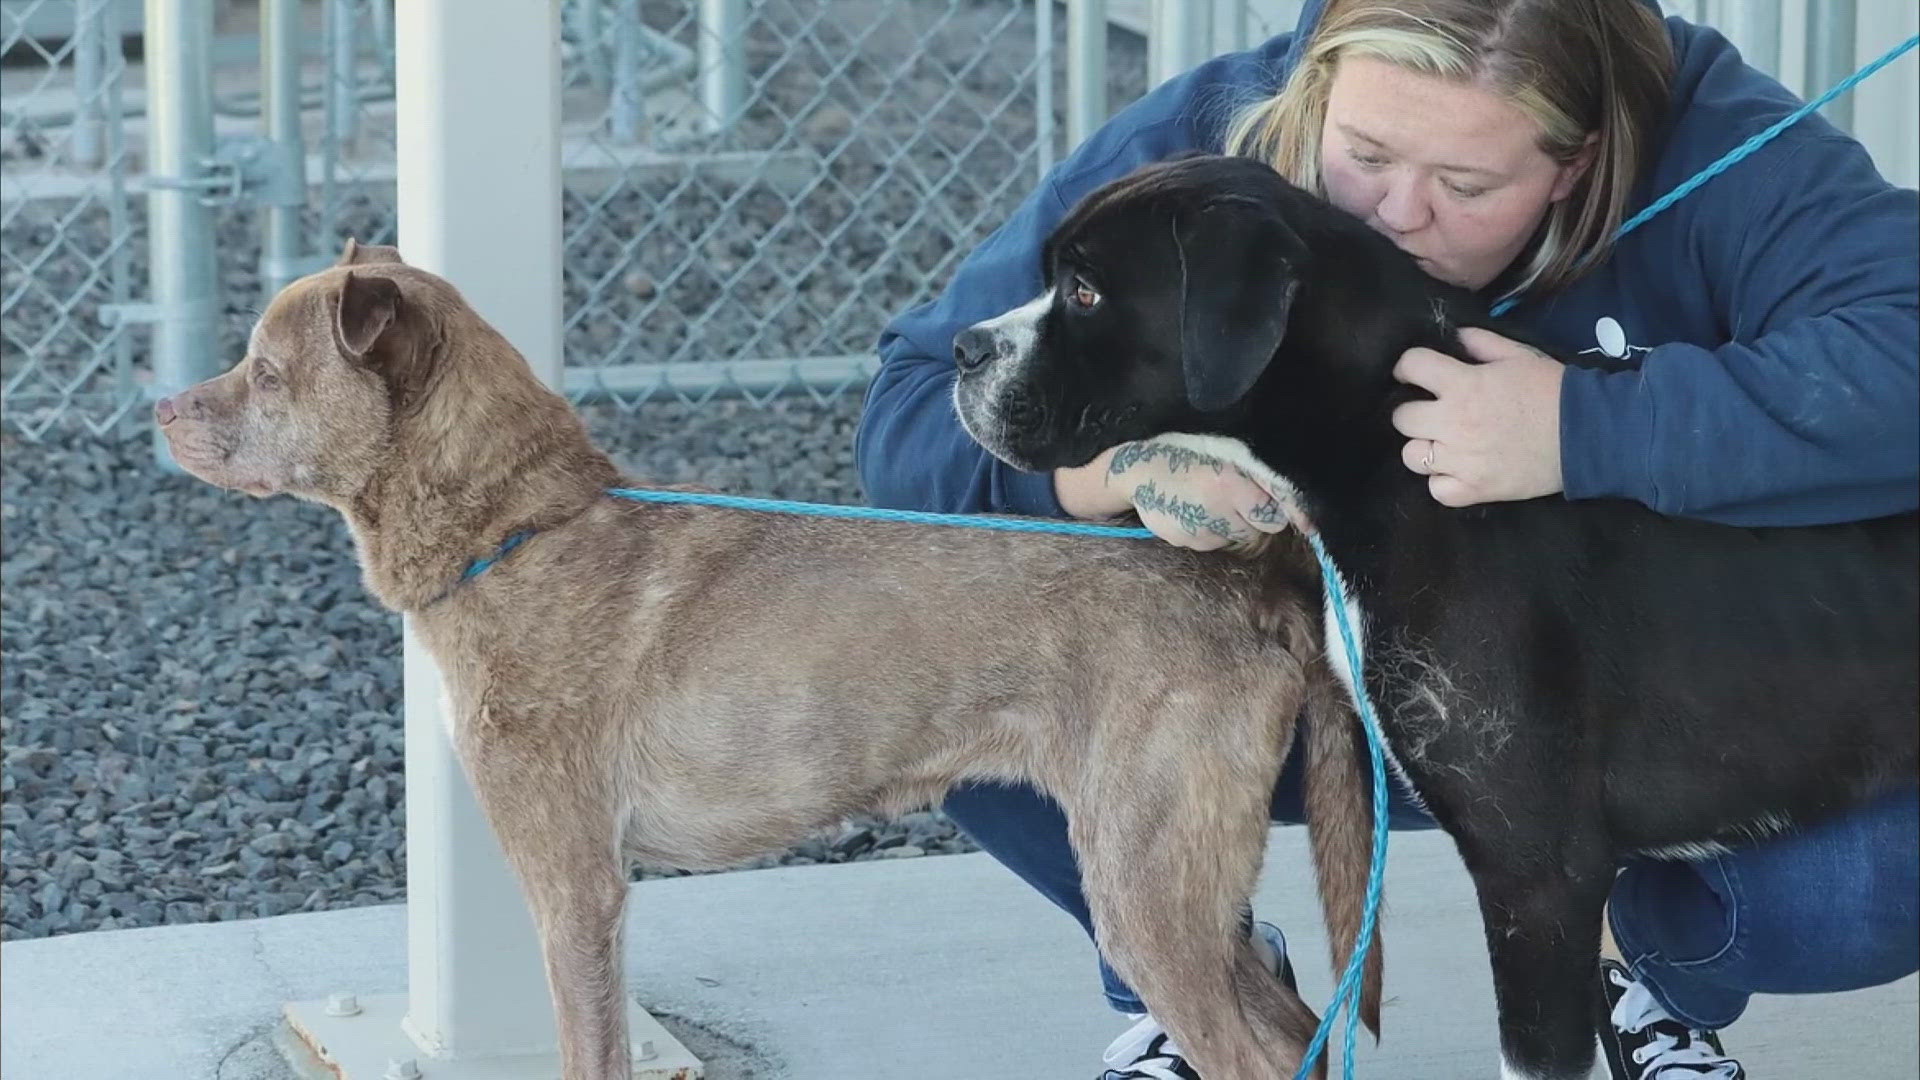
[393,0,564,1061]
[281,3,698,1073]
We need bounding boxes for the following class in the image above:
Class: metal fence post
[1805,0,1859,131]
[143,0,221,471]
[261,0,310,297]
[72,0,107,168]
[611,0,646,143]
[331,0,362,147]
[1151,0,1211,88]
[1036,0,1055,177]
[1716,0,1783,81]
[699,0,746,132]
[1067,0,1108,149]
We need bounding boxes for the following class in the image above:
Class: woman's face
[1319,55,1594,291]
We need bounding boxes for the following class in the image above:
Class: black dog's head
[952,154,1312,472]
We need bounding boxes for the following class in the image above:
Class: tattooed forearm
[1109,441,1226,477]
[1131,480,1241,541]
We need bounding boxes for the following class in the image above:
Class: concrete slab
[4,827,1915,1079]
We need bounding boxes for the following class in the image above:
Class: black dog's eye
[1067,276,1101,310]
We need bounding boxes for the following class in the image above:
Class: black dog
[952,153,1918,1080]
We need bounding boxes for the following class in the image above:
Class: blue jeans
[943,735,1920,1021]
[1608,783,1919,1029]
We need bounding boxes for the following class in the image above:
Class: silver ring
[1421,443,1435,474]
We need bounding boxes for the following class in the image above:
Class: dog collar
[421,530,538,609]
[461,529,535,583]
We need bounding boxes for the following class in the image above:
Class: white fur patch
[954,288,1054,455]
[974,288,1050,368]
[1499,1058,1551,1080]
[1639,840,1734,861]
[1638,812,1794,861]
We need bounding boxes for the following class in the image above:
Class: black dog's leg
[1461,833,1614,1080]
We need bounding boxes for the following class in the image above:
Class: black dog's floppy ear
[332,271,402,359]
[336,237,407,267]
[1174,199,1303,412]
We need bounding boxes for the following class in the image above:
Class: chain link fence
[1,0,1160,443]
[1,0,139,440]
[11,1,1899,445]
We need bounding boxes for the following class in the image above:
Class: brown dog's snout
[156,385,215,425]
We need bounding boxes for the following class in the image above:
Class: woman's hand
[1391,326,1566,507]
[1054,439,1293,551]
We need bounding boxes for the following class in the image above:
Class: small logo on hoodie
[1583,316,1651,360]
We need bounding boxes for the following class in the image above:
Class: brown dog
[155,239,1382,1080]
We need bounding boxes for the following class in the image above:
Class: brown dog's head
[155,238,452,504]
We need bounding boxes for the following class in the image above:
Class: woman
[855,1,1920,1076]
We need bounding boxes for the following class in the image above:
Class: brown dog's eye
[254,367,281,391]
[1068,277,1101,310]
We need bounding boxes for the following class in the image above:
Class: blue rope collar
[441,35,1915,1077]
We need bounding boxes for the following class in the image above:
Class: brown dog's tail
[1303,664,1385,1038]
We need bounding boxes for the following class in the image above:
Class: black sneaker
[1098,922,1298,1080]
[1595,958,1746,1079]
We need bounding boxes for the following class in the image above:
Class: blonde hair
[1223,0,1673,300]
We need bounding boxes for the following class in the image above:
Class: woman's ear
[1550,131,1601,202]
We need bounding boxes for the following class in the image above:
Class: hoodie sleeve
[854,42,1294,515]
[1559,133,1920,526]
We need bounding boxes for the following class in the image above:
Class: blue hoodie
[854,1,1919,528]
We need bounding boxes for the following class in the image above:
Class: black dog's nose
[953,327,1000,373]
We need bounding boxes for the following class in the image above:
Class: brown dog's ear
[336,237,407,267]
[333,271,402,358]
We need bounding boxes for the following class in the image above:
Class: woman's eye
[1350,150,1388,169]
[1069,278,1101,309]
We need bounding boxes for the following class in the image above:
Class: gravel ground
[2,0,1151,942]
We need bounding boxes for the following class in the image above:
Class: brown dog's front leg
[523,859,632,1080]
[468,753,633,1080]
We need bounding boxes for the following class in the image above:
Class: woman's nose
[1374,176,1432,235]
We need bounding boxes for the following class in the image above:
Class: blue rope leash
[604,486,1160,538]
[1490,32,1918,320]
[1293,531,1392,1080]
